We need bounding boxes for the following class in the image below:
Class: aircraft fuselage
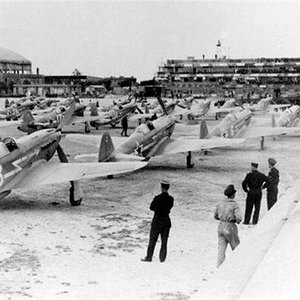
[117,115,175,158]
[0,129,61,195]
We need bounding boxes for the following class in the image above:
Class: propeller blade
[56,144,68,163]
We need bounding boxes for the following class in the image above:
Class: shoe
[141,257,152,262]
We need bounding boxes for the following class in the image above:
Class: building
[0,47,43,96]
[155,56,300,94]
[0,47,137,97]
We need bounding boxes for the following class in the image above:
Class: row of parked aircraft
[0,94,299,206]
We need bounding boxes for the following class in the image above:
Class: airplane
[16,100,109,134]
[0,105,147,206]
[88,100,139,129]
[274,105,300,127]
[244,96,290,113]
[65,98,245,167]
[184,108,300,149]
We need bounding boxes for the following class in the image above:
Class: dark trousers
[121,126,128,136]
[244,191,262,225]
[146,226,170,262]
[267,187,278,210]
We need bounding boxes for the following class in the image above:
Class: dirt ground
[0,108,299,299]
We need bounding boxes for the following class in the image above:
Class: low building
[0,47,43,96]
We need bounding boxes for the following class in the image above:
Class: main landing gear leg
[186,151,194,168]
[85,122,91,133]
[69,181,83,206]
[260,136,265,150]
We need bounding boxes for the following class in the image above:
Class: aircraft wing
[68,115,106,125]
[270,104,291,109]
[153,137,245,156]
[241,126,300,139]
[0,120,21,127]
[13,161,147,189]
[65,134,126,149]
[129,113,154,121]
[240,127,300,139]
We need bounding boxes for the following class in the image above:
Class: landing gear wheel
[85,125,90,133]
[110,123,116,128]
[70,197,82,206]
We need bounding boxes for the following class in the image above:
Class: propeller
[55,101,82,206]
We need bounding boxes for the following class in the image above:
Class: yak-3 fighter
[274,105,300,127]
[66,99,245,166]
[244,96,290,113]
[176,108,300,149]
[0,104,147,206]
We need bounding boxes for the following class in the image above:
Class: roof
[0,47,31,64]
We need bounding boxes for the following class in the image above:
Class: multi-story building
[155,56,300,85]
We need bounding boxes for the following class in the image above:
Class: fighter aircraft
[66,98,245,166]
[274,105,300,127]
[196,108,300,150]
[0,106,147,206]
[16,100,110,134]
[88,100,138,129]
[244,96,290,113]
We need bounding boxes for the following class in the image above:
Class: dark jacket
[263,167,279,191]
[150,192,174,229]
[121,116,128,128]
[242,170,267,193]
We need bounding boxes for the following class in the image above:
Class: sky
[1,1,300,81]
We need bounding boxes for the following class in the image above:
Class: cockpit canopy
[134,121,155,134]
[3,137,18,152]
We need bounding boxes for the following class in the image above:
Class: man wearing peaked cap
[160,179,170,186]
[263,158,280,210]
[141,180,174,263]
[242,162,267,225]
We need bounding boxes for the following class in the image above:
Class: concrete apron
[193,180,300,300]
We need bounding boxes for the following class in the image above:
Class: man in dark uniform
[263,158,280,210]
[141,180,174,262]
[121,115,128,136]
[242,162,267,225]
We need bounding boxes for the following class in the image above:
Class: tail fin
[98,131,115,162]
[235,98,244,110]
[21,110,34,125]
[271,114,276,127]
[57,102,76,131]
[90,104,99,116]
[200,119,209,139]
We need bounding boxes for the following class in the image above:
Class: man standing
[214,184,242,267]
[141,180,174,263]
[121,115,128,136]
[263,158,280,210]
[242,162,267,225]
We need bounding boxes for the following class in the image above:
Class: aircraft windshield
[134,121,156,134]
[135,124,150,135]
[3,137,18,152]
